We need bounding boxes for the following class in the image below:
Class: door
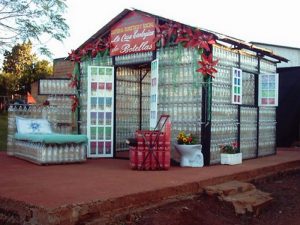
[150,59,159,129]
[87,66,114,158]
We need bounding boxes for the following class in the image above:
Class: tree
[0,0,69,56]
[0,72,8,96]
[2,42,52,95]
[2,41,35,77]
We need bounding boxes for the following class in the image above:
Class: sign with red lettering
[110,11,156,56]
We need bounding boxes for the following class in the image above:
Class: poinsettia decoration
[70,95,79,112]
[154,24,169,47]
[67,72,78,89]
[93,36,112,54]
[153,21,219,78]
[175,25,191,45]
[185,29,216,51]
[163,21,181,43]
[68,50,81,62]
[196,53,219,78]
[68,35,111,62]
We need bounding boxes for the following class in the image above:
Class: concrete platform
[0,149,300,225]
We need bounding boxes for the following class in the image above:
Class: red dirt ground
[110,170,300,225]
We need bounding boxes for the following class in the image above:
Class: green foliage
[2,42,36,77]
[0,112,8,151]
[0,0,69,57]
[1,42,52,95]
[0,73,7,95]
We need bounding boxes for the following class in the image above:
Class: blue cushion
[15,133,88,144]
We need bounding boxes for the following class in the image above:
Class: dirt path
[110,170,300,225]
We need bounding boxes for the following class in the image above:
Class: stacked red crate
[130,121,171,170]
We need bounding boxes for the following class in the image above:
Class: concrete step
[222,189,273,215]
[204,180,273,215]
[205,180,256,197]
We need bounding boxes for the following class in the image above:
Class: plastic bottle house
[66,9,287,165]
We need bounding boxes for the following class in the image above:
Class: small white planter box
[221,153,242,165]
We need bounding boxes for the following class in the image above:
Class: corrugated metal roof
[71,8,288,62]
[251,42,300,51]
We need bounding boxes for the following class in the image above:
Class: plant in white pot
[174,131,203,167]
[220,142,242,165]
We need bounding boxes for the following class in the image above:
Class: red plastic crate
[130,148,170,170]
[130,115,171,170]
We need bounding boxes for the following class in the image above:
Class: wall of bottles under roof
[211,45,240,164]
[78,45,277,161]
[259,59,277,157]
[211,45,277,164]
[115,67,151,152]
[157,46,203,153]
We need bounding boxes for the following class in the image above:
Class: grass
[0,112,8,151]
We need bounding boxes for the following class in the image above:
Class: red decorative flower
[196,53,219,78]
[70,95,79,112]
[79,42,94,57]
[95,36,111,51]
[232,142,238,149]
[164,22,181,43]
[69,79,78,89]
[67,73,78,89]
[68,50,81,62]
[154,23,169,47]
[69,35,112,61]
[197,33,216,51]
[185,29,216,51]
[175,25,191,45]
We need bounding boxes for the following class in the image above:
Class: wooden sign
[110,11,155,56]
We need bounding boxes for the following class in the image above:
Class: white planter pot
[221,153,242,165]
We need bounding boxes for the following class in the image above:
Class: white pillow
[16,117,52,134]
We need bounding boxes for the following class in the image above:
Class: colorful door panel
[87,66,114,157]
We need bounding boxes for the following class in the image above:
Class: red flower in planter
[196,53,219,78]
[220,142,240,154]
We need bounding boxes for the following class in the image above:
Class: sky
[47,0,300,59]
